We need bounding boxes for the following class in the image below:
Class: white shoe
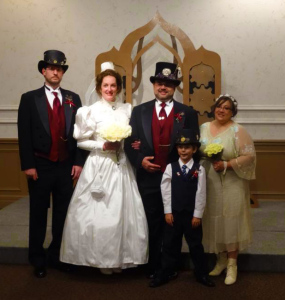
[209,252,228,276]
[100,268,113,275]
[225,258,237,285]
[112,268,122,274]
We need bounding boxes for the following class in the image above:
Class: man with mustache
[125,62,199,281]
[18,50,86,278]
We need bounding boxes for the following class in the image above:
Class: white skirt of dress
[60,150,148,268]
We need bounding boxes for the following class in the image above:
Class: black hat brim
[150,76,180,87]
[38,61,69,74]
[176,141,201,148]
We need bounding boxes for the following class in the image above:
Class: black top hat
[150,62,180,86]
[38,50,69,73]
[176,129,201,147]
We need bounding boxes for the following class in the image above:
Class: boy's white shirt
[160,158,206,218]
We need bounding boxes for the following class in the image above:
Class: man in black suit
[125,62,199,278]
[18,50,85,278]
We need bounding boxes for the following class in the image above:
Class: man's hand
[71,166,83,180]
[192,217,201,228]
[141,156,161,173]
[165,213,174,226]
[24,168,38,181]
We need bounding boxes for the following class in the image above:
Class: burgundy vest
[152,107,174,172]
[36,99,69,162]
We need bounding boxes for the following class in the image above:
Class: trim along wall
[0,138,284,209]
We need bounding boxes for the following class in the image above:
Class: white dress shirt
[45,84,62,108]
[161,158,206,218]
[155,99,174,118]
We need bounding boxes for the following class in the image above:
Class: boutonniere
[64,95,76,108]
[174,112,184,123]
[176,172,181,176]
[191,169,199,179]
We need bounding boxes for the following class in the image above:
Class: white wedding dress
[60,98,148,268]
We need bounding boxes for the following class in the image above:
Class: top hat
[38,50,69,73]
[176,129,201,147]
[150,62,181,86]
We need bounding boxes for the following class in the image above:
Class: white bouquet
[99,122,132,142]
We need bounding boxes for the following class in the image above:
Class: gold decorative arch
[95,12,221,122]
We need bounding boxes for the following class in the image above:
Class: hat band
[155,72,177,80]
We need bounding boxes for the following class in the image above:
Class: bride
[60,62,148,274]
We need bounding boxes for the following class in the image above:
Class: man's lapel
[170,101,186,150]
[35,86,50,136]
[142,100,155,151]
[60,88,73,136]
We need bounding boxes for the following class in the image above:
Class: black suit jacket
[124,99,199,191]
[18,86,85,170]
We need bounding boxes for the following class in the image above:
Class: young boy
[149,129,215,288]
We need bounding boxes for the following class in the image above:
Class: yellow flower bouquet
[204,143,223,161]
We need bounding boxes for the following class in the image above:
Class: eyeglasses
[216,106,232,111]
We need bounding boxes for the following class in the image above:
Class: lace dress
[200,122,256,254]
[60,98,148,268]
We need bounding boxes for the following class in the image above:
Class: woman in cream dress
[200,95,256,285]
[60,63,148,274]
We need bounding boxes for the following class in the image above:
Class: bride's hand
[103,141,121,151]
[131,140,141,150]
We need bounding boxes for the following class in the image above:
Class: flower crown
[215,94,238,107]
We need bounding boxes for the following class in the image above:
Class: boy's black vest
[171,161,200,212]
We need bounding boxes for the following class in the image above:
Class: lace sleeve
[230,124,256,180]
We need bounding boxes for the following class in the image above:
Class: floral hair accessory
[215,94,238,107]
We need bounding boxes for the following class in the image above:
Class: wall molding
[236,119,285,125]
[0,105,18,111]
[1,104,285,112]
[1,105,285,126]
[238,105,285,111]
[0,138,284,209]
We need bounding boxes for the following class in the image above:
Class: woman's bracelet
[223,161,227,175]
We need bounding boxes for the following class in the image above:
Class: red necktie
[52,92,61,120]
[159,102,167,123]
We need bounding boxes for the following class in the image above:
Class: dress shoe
[225,258,237,285]
[50,261,74,273]
[57,262,75,273]
[34,266,47,278]
[196,275,215,287]
[149,276,168,288]
[112,268,122,274]
[209,252,228,276]
[100,268,113,275]
[168,271,178,281]
[146,273,155,279]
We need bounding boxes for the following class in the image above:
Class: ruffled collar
[100,97,120,111]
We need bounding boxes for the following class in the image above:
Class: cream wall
[0,0,285,139]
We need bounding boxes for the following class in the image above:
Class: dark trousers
[27,157,73,267]
[138,172,164,274]
[160,210,208,278]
